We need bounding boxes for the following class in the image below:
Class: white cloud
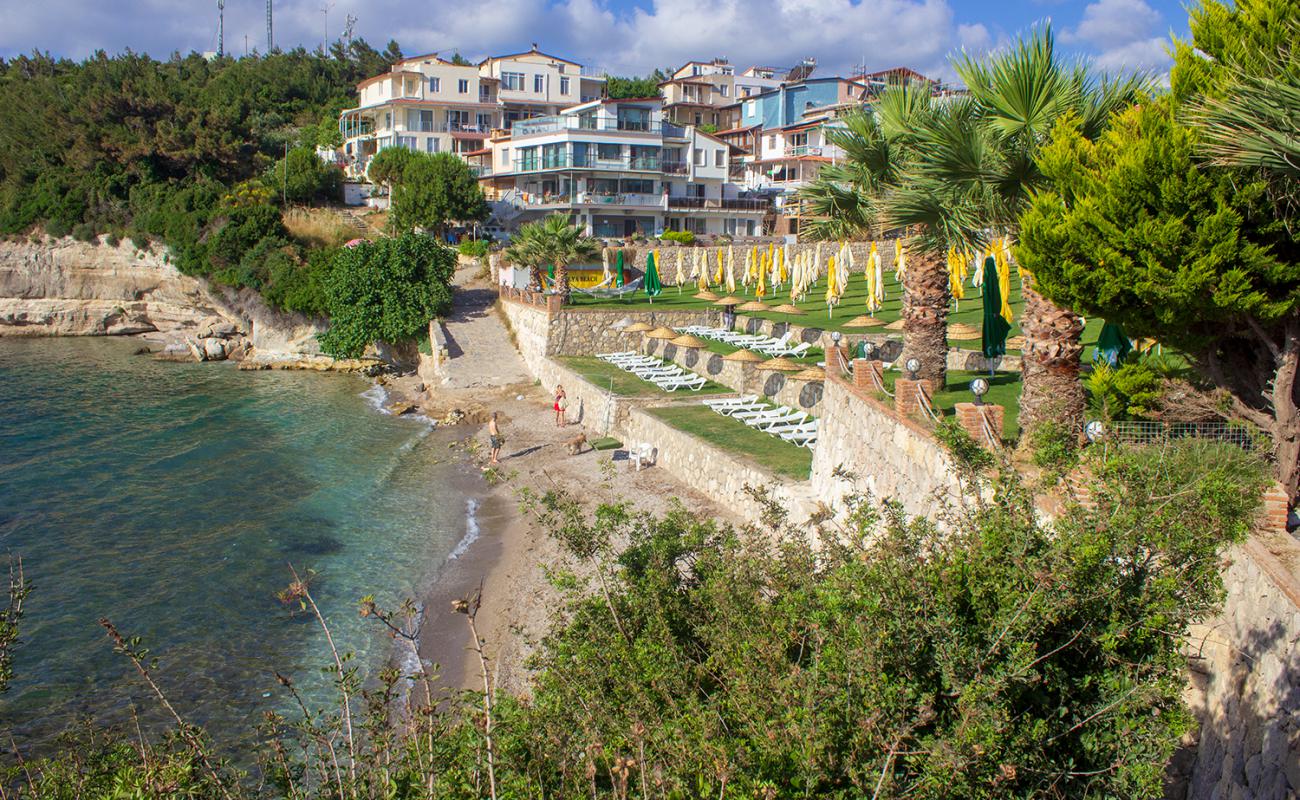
[1064,0,1170,73]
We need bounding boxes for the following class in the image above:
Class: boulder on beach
[203,338,227,361]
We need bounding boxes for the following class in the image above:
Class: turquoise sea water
[0,337,478,755]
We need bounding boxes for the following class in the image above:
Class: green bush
[457,238,490,258]
[1086,355,1170,421]
[43,219,69,238]
[104,231,121,248]
[318,234,456,358]
[1029,416,1080,480]
[262,247,331,317]
[267,146,343,205]
[660,230,695,244]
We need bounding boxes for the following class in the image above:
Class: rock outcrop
[0,237,237,337]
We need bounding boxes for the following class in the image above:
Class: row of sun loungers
[596,352,708,392]
[702,395,819,449]
[676,326,813,358]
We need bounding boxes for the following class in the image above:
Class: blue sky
[0,0,1187,81]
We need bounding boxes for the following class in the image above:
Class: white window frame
[560,76,570,94]
[428,77,440,93]
[714,150,724,167]
[534,74,545,93]
[458,79,469,94]
[426,137,439,153]
[502,72,524,91]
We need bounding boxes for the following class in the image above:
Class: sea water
[0,337,478,755]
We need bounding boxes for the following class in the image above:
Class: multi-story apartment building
[338,45,606,179]
[475,98,766,238]
[658,59,783,130]
[338,54,501,178]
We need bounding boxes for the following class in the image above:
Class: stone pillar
[546,294,564,313]
[955,402,1004,448]
[853,359,884,392]
[894,378,933,417]
[1261,482,1290,534]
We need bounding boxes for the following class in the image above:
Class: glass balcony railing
[509,155,662,173]
[511,116,667,137]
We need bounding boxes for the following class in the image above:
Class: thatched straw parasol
[1006,335,1025,350]
[669,334,708,349]
[769,303,805,315]
[623,321,654,333]
[756,356,801,372]
[645,326,678,340]
[790,366,826,382]
[737,300,771,312]
[843,315,885,328]
[713,295,744,306]
[695,291,720,301]
[948,322,981,341]
[722,349,765,363]
[885,318,906,330]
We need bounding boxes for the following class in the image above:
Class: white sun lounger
[768,341,813,358]
[777,421,819,441]
[733,406,794,425]
[753,332,793,354]
[754,412,810,431]
[654,374,706,391]
[704,395,758,410]
[597,351,637,361]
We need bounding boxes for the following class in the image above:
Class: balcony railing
[666,197,770,211]
[577,192,663,207]
[511,116,668,137]
[660,161,689,175]
[788,144,824,157]
[510,154,662,173]
[469,164,492,177]
[667,196,706,209]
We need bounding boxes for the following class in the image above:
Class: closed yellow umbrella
[675,248,685,292]
[601,247,612,283]
[756,252,768,299]
[824,254,838,316]
[894,239,906,279]
[726,246,737,293]
[714,248,725,286]
[996,237,1014,324]
[866,241,883,313]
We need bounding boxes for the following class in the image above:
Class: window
[597,143,622,160]
[426,137,439,153]
[719,84,729,97]
[398,136,418,151]
[621,178,654,194]
[477,112,493,131]
[744,100,756,116]
[768,135,777,149]
[502,72,524,90]
[534,74,545,93]
[714,150,724,167]
[711,113,718,125]
[384,112,392,130]
[446,109,471,130]
[406,109,434,131]
[693,149,705,166]
[685,217,706,234]
[458,79,469,93]
[694,112,702,125]
[790,132,808,147]
[560,76,570,94]
[428,77,440,93]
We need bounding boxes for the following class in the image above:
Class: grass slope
[647,405,814,479]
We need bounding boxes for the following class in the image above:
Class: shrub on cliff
[317,233,456,358]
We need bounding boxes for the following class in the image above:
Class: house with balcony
[659,59,783,131]
[478,44,607,127]
[338,54,501,179]
[477,98,766,239]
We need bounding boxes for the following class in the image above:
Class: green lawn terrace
[568,264,1112,358]
[557,356,733,397]
[647,405,814,480]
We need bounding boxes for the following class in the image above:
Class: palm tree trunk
[899,249,950,389]
[528,265,542,292]
[555,261,570,304]
[1018,283,1085,440]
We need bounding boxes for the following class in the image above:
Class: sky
[0,0,1187,82]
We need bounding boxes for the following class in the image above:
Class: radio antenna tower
[216,0,225,57]
[343,14,357,49]
[266,0,274,53]
[320,2,335,54]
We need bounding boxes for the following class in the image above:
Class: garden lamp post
[905,357,921,381]
[970,377,989,406]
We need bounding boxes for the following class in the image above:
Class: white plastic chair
[629,442,656,471]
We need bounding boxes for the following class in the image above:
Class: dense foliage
[604,70,667,99]
[1018,0,1300,497]
[0,43,401,311]
[317,234,456,358]
[2,439,1265,798]
[389,152,489,235]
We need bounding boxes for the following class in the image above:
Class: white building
[473,98,767,238]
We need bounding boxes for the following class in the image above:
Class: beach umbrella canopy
[1095,321,1132,366]
[980,256,1012,359]
[713,295,744,306]
[948,322,981,341]
[738,300,770,312]
[722,349,765,363]
[645,251,662,301]
[1006,335,1025,350]
[616,249,626,287]
[695,290,720,301]
[756,356,801,372]
[624,321,654,333]
[844,315,885,328]
[791,367,826,382]
[669,334,708,348]
[769,303,805,315]
[646,326,678,340]
[885,318,906,330]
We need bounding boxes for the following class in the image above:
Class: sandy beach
[386,263,733,698]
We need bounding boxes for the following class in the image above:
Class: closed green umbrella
[981,256,1011,362]
[615,250,626,287]
[1095,320,1131,366]
[547,262,556,289]
[645,251,662,303]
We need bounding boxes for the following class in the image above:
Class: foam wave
[360,384,389,413]
[446,498,481,561]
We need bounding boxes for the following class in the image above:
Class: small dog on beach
[565,432,587,455]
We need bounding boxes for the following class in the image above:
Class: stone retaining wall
[810,366,964,520]
[621,406,818,526]
[644,338,826,416]
[1178,537,1300,800]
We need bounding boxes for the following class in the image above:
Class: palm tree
[503,221,546,291]
[530,213,599,302]
[811,25,1149,426]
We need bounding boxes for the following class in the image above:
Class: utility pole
[217,0,225,58]
[266,0,274,53]
[320,2,335,54]
[244,34,249,57]
[282,142,288,206]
